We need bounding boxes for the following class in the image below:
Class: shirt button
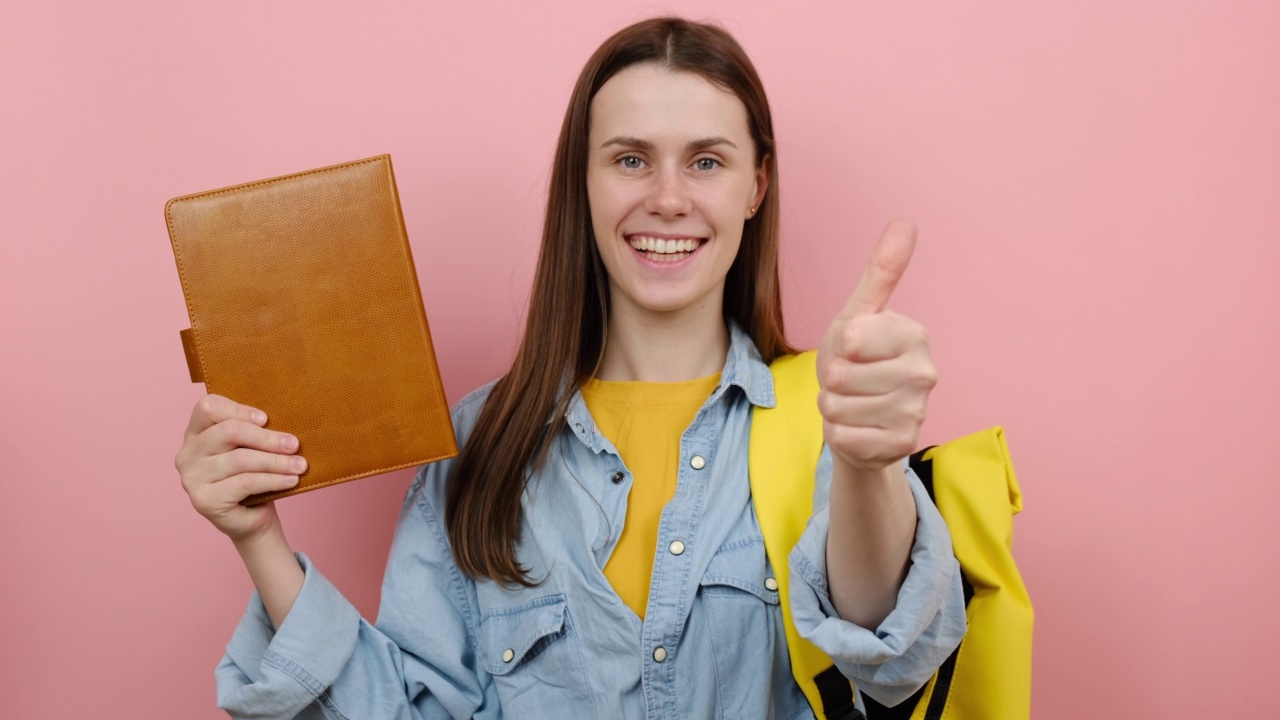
[668,540,686,556]
[764,577,779,591]
[653,646,668,663]
[611,471,625,484]
[502,648,515,663]
[689,455,706,470]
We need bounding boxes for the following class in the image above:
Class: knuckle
[220,420,241,446]
[817,390,837,418]
[906,317,928,342]
[186,484,213,512]
[229,475,255,498]
[912,401,929,424]
[841,322,862,352]
[893,431,917,457]
[922,364,939,387]
[818,359,844,392]
[196,394,219,419]
[914,363,938,388]
[221,448,247,476]
[193,494,220,518]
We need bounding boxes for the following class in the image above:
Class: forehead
[588,64,752,145]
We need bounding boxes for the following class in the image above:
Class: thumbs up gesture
[817,220,937,475]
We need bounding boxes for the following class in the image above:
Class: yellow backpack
[749,351,1033,719]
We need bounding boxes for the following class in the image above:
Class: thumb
[839,219,918,318]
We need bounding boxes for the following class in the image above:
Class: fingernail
[284,475,300,486]
[281,434,298,451]
[290,456,307,473]
[251,410,268,425]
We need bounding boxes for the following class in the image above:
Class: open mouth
[627,235,707,263]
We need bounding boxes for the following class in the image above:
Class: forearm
[233,524,304,630]
[825,458,917,629]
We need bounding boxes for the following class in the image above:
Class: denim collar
[562,321,778,453]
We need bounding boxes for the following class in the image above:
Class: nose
[644,166,692,219]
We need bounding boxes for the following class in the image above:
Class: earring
[749,206,757,216]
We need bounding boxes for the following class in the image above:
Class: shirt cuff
[216,552,362,715]
[787,466,968,706]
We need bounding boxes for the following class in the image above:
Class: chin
[627,288,719,316]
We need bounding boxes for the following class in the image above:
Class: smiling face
[587,63,769,321]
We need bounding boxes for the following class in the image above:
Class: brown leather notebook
[166,155,457,505]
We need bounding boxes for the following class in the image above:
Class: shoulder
[403,378,501,517]
[449,377,501,443]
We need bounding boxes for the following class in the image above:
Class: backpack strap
[750,350,861,720]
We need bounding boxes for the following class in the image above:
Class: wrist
[832,453,902,484]
[232,521,304,629]
[232,520,291,561]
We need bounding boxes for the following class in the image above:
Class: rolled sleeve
[217,553,362,718]
[214,453,490,720]
[788,451,968,707]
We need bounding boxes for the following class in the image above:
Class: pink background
[2,1,1277,717]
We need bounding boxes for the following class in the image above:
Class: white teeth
[628,236,701,254]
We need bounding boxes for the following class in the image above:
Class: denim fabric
[216,324,967,719]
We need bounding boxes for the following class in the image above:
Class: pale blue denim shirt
[216,324,967,719]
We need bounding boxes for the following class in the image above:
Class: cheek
[587,178,623,231]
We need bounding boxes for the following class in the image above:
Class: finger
[221,473,300,502]
[831,313,920,363]
[839,218,917,319]
[823,423,918,468]
[186,394,268,439]
[819,390,928,429]
[199,418,300,457]
[820,356,910,396]
[209,447,308,484]
[192,473,298,513]
[818,391,894,428]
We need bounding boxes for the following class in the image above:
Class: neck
[596,296,730,382]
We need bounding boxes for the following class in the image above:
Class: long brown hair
[446,17,796,585]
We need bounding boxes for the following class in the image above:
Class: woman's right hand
[175,394,306,543]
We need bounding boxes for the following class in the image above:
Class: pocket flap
[699,539,780,604]
[478,594,569,675]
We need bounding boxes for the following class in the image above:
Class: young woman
[176,17,966,719]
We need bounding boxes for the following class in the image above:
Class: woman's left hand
[816,219,938,475]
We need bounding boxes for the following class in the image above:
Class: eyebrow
[599,135,739,152]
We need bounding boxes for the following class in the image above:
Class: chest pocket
[698,538,810,720]
[478,593,596,715]
[700,537,782,602]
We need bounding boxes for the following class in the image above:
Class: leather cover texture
[166,155,457,505]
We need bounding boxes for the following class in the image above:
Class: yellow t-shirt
[581,372,721,621]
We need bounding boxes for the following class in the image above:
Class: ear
[748,154,771,217]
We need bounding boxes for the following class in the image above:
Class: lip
[624,232,707,241]
[624,233,708,269]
